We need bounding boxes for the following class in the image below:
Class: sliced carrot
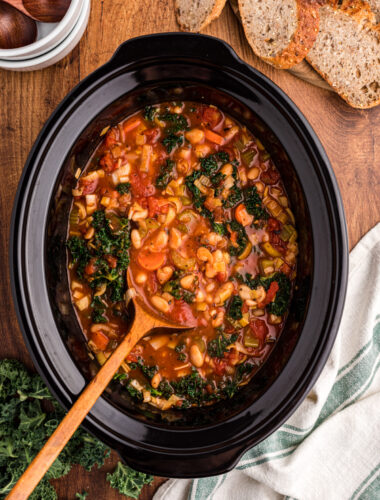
[123,117,142,133]
[137,249,166,271]
[235,203,253,227]
[90,330,109,351]
[204,129,224,145]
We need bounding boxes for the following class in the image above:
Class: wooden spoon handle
[1,0,38,20]
[6,322,143,500]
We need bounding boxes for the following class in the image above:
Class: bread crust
[175,0,227,32]
[238,0,320,69]
[306,0,380,108]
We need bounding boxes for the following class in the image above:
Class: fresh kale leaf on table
[107,463,153,499]
[0,359,153,499]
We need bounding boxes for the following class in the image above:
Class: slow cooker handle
[109,33,243,71]
[116,444,247,478]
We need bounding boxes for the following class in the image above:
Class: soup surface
[67,101,298,410]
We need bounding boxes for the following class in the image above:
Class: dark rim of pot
[9,33,348,477]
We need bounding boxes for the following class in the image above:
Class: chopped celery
[171,250,196,271]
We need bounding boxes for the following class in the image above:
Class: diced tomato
[225,325,236,334]
[261,167,280,185]
[85,259,97,276]
[126,350,140,363]
[154,143,168,164]
[242,301,249,314]
[280,262,292,276]
[148,197,169,217]
[144,127,161,144]
[214,359,227,376]
[266,281,279,303]
[129,172,156,198]
[146,272,158,295]
[216,272,227,282]
[200,105,222,130]
[258,281,279,308]
[106,255,118,268]
[90,330,109,351]
[170,301,197,327]
[104,129,118,148]
[267,217,281,232]
[249,319,269,342]
[269,232,287,254]
[99,152,117,173]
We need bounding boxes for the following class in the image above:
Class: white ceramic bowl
[0,0,90,71]
[0,0,84,61]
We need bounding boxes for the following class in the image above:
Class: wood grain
[0,0,379,498]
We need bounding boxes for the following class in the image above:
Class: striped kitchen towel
[154,223,380,500]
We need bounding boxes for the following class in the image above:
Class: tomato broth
[67,101,298,410]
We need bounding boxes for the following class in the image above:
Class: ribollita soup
[67,101,298,410]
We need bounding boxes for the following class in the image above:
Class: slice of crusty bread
[175,0,227,32]
[367,0,380,22]
[237,0,320,69]
[306,0,380,108]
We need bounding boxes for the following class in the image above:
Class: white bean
[157,266,173,284]
[151,296,170,313]
[190,344,204,367]
[131,229,142,249]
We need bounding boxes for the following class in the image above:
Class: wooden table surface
[1,0,379,498]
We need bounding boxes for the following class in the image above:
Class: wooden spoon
[2,0,71,22]
[0,2,37,49]
[7,275,191,500]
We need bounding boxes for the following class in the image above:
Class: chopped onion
[125,287,136,307]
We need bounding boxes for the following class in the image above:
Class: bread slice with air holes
[367,0,380,22]
[306,0,380,108]
[237,0,320,69]
[175,0,227,32]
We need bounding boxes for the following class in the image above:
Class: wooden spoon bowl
[6,273,191,500]
[2,0,71,23]
[0,2,37,49]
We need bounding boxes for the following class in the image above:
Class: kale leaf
[199,151,229,176]
[227,220,249,257]
[67,236,90,278]
[235,272,291,316]
[0,359,109,498]
[244,185,268,221]
[158,112,188,133]
[85,211,131,304]
[143,105,156,122]
[228,296,243,321]
[266,273,291,316]
[91,296,107,324]
[116,182,131,194]
[163,275,196,304]
[207,332,238,358]
[171,368,207,405]
[75,492,88,500]
[162,133,183,153]
[155,159,175,189]
[107,462,153,499]
[0,358,157,499]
